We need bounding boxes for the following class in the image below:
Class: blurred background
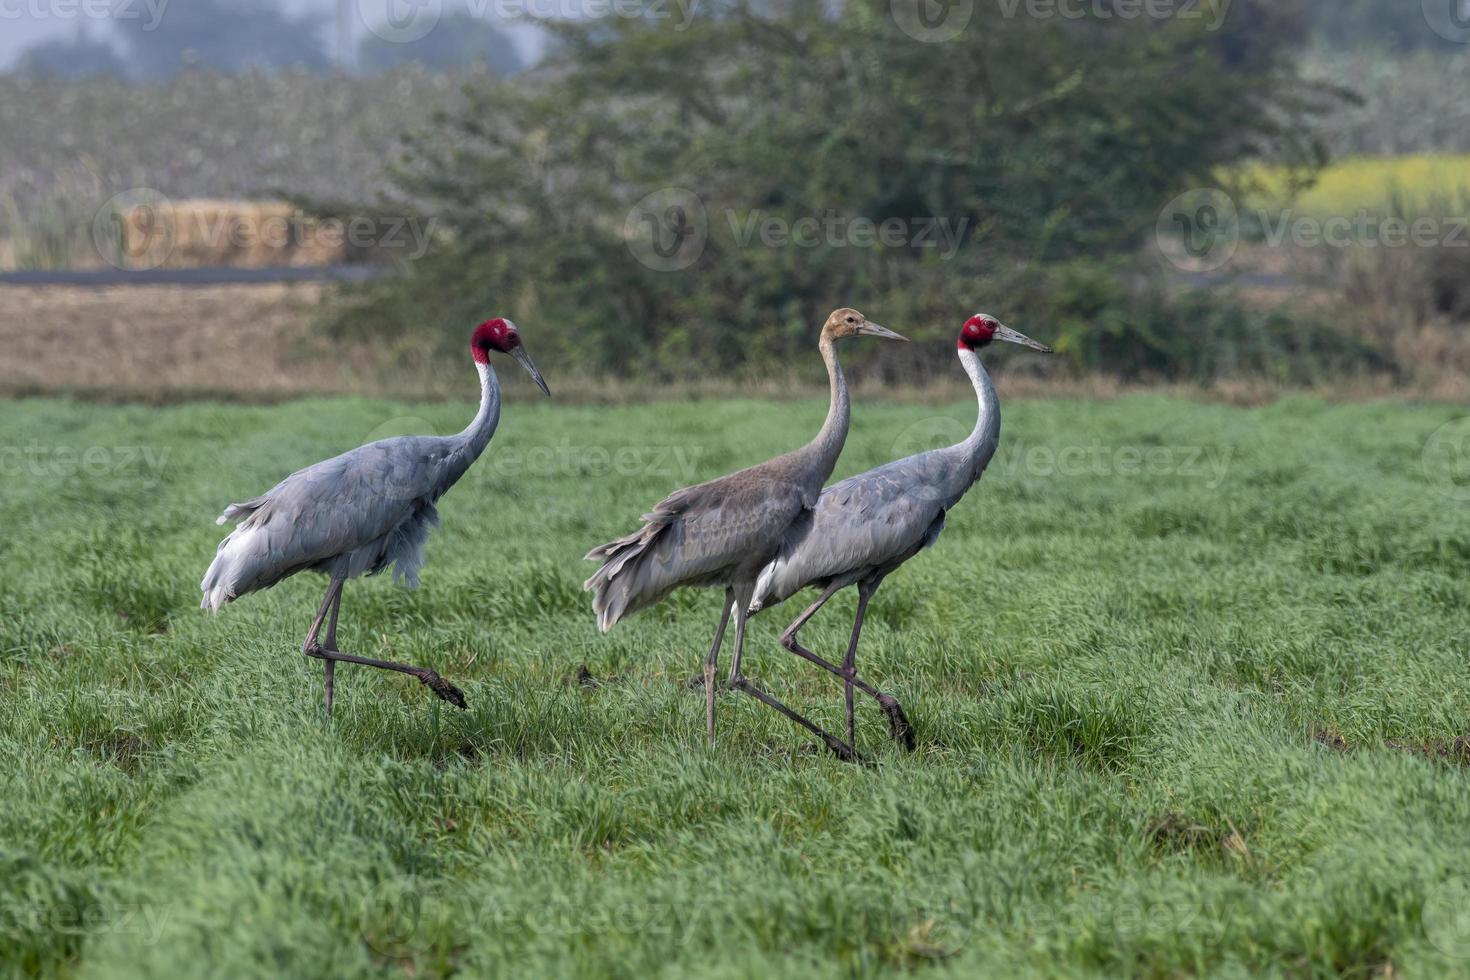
[2,0,1468,401]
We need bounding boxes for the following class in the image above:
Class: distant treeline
[12,0,523,81]
[8,0,1461,83]
[323,0,1376,383]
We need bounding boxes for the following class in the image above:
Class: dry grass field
[0,284,365,401]
[9,282,1470,408]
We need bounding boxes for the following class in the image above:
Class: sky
[0,0,544,69]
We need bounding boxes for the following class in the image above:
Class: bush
[324,0,1336,382]
[1030,262,1392,384]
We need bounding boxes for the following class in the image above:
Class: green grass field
[6,391,1470,977]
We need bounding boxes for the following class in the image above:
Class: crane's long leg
[703,589,735,745]
[725,583,860,764]
[726,583,754,686]
[323,584,342,716]
[778,580,915,751]
[840,584,872,749]
[302,579,467,711]
[302,579,342,659]
[302,579,343,716]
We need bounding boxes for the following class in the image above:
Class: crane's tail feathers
[583,518,675,633]
[216,495,269,526]
[199,553,239,612]
[200,521,269,613]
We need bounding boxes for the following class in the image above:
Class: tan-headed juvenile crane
[200,318,550,715]
[584,309,907,757]
[750,314,1052,757]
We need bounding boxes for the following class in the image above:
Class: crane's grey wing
[201,436,459,610]
[583,467,810,632]
[752,453,952,611]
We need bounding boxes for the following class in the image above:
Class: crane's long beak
[994,325,1053,353]
[857,321,909,342]
[512,345,552,396]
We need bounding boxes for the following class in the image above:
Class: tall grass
[4,394,1470,976]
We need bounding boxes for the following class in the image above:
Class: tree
[331,0,1337,377]
[14,29,126,79]
[115,0,331,79]
[357,13,523,76]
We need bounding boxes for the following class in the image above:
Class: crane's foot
[878,694,916,752]
[304,643,469,711]
[820,730,862,765]
[416,669,468,710]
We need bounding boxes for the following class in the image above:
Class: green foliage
[329,0,1333,378]
[1301,49,1470,157]
[5,394,1470,976]
[1033,263,1392,383]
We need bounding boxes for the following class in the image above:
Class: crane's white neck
[957,346,1001,485]
[457,360,502,460]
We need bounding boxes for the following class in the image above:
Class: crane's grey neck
[807,335,850,480]
[957,346,1000,485]
[456,360,502,460]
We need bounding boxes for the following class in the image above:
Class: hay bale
[117,199,350,269]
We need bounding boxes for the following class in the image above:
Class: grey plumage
[747,315,1052,752]
[583,309,900,633]
[753,320,1049,613]
[750,449,965,612]
[198,317,550,716]
[583,308,909,755]
[200,432,486,611]
[584,466,830,633]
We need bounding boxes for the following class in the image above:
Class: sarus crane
[750,314,1052,756]
[584,309,907,758]
[200,317,550,715]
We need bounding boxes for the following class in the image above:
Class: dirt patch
[1313,730,1350,752]
[1385,737,1470,767]
[1313,729,1470,767]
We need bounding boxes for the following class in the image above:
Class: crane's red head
[471,317,521,363]
[958,313,1054,354]
[469,317,552,396]
[959,314,999,349]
